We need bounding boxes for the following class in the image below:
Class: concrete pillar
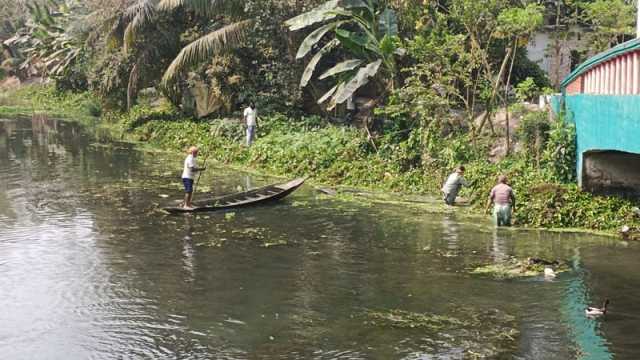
[615,57,621,94]
[608,60,613,94]
[608,61,614,94]
[600,65,605,94]
[586,71,591,93]
[624,56,627,94]
[621,57,625,94]
[625,53,635,95]
[633,51,640,95]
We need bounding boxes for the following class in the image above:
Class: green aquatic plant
[470,258,571,279]
[365,309,468,330]
[364,307,520,358]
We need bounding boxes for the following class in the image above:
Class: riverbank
[2,85,639,235]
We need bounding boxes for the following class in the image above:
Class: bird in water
[585,299,609,317]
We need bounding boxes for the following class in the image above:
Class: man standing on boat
[182,146,205,209]
[244,102,257,146]
[441,165,468,205]
[486,175,516,226]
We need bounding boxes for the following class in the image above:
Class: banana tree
[3,1,84,79]
[285,0,404,110]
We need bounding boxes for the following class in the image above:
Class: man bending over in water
[441,165,468,205]
[182,146,205,209]
[486,175,516,226]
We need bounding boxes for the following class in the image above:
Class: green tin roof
[561,38,640,90]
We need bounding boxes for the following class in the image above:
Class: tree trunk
[475,46,512,137]
[127,62,139,112]
[504,38,518,155]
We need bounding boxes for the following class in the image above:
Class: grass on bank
[0,84,101,119]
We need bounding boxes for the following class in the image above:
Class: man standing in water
[182,146,205,209]
[244,102,257,146]
[486,175,516,226]
[441,165,468,205]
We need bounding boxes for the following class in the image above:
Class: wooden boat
[163,178,305,214]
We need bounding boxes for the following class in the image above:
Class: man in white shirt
[243,103,257,146]
[181,146,205,209]
[441,165,468,205]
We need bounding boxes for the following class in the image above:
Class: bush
[515,77,539,102]
[517,111,550,157]
[541,115,576,183]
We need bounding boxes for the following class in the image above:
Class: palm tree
[113,0,252,109]
[285,0,404,110]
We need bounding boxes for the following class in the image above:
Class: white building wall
[526,26,589,88]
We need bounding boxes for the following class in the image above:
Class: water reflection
[0,116,638,359]
[182,217,196,282]
[563,249,612,359]
[491,228,509,263]
[441,214,459,255]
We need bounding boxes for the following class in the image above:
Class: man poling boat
[164,178,305,214]
[181,146,207,210]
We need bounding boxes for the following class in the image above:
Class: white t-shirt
[441,172,468,194]
[182,154,197,179]
[244,107,257,126]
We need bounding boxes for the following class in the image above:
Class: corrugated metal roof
[560,38,640,90]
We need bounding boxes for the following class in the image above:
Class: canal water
[1,116,639,359]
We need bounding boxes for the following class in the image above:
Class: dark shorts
[182,178,194,193]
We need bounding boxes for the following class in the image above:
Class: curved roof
[561,38,640,90]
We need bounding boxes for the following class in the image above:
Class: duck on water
[586,299,610,317]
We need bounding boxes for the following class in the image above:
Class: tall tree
[581,0,636,52]
[495,3,543,153]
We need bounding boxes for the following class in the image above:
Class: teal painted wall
[564,95,640,184]
[550,95,562,115]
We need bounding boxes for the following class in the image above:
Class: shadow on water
[1,116,637,359]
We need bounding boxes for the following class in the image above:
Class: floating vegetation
[365,309,467,330]
[471,257,571,279]
[225,212,236,220]
[197,238,227,248]
[261,239,289,248]
[291,200,310,207]
[364,307,519,358]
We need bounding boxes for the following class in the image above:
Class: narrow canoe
[163,178,305,214]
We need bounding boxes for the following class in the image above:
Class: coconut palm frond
[123,0,158,54]
[127,61,140,111]
[161,19,252,85]
[158,0,242,18]
[157,0,186,11]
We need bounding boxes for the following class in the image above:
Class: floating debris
[471,257,571,279]
[225,212,236,220]
[261,239,288,248]
[223,318,246,326]
[365,309,467,330]
[316,187,338,196]
[198,238,227,248]
[364,307,519,358]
